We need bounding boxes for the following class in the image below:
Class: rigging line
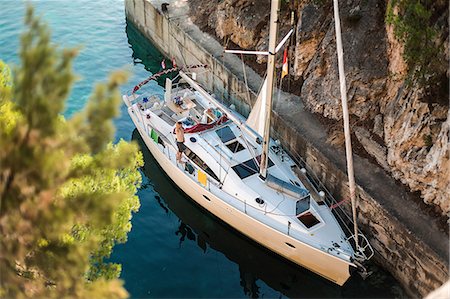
[300,158,354,230]
[217,62,227,184]
[241,53,252,105]
[224,35,230,51]
[288,12,295,92]
[169,19,188,68]
[242,68,269,168]
[330,198,349,209]
[167,15,173,80]
[276,66,283,110]
[218,39,261,167]
[268,130,354,226]
[197,174,300,218]
[239,129,259,163]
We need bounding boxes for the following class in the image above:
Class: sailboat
[123,0,373,285]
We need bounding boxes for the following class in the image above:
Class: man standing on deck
[175,121,185,163]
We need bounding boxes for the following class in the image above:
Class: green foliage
[0,60,12,102]
[386,0,444,85]
[0,6,143,299]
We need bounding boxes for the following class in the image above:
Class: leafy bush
[386,0,445,87]
[0,6,143,299]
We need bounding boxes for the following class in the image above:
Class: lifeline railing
[270,130,374,261]
[136,107,372,261]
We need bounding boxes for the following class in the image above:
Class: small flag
[172,57,177,68]
[161,59,166,69]
[281,48,288,79]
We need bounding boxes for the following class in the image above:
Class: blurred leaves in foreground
[0,6,143,299]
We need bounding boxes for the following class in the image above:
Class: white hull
[130,109,353,285]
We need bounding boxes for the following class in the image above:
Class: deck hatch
[298,212,320,228]
[295,194,311,215]
[216,126,236,143]
[232,155,274,179]
[225,140,245,153]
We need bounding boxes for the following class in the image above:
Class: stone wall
[124,0,448,296]
[271,108,449,297]
[124,0,260,116]
[273,109,449,298]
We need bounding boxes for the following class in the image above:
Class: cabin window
[185,148,220,182]
[232,155,274,179]
[225,140,245,153]
[216,126,236,143]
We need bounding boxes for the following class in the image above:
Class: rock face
[215,0,269,49]
[188,0,449,218]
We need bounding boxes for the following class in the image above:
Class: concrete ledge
[125,0,449,296]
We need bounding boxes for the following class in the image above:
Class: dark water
[0,1,405,298]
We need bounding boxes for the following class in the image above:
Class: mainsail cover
[245,77,267,137]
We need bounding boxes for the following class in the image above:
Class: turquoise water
[0,1,405,298]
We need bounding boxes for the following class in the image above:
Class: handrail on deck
[138,114,363,261]
[270,130,374,259]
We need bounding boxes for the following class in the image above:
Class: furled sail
[245,77,267,137]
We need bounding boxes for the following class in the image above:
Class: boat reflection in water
[131,130,403,298]
[133,130,339,298]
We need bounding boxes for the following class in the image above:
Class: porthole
[285,242,296,248]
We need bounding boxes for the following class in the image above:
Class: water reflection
[133,129,342,298]
[132,129,405,298]
[125,21,174,86]
[240,268,260,299]
[175,221,196,248]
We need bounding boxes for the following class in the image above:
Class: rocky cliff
[189,0,449,219]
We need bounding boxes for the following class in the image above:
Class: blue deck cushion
[266,173,309,199]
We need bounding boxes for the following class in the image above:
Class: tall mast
[333,0,359,249]
[259,0,280,179]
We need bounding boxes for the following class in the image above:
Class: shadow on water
[125,20,175,86]
[132,130,405,298]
